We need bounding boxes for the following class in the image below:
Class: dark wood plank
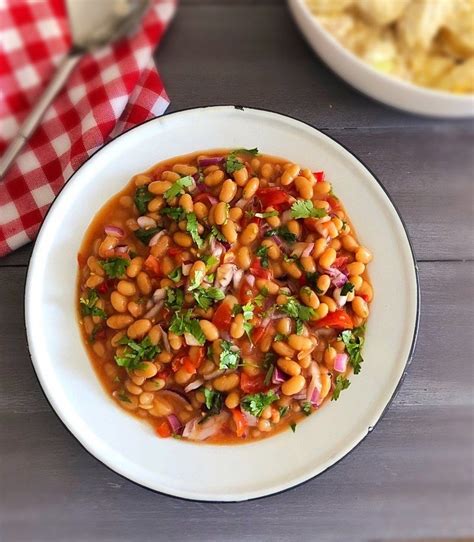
[1,261,473,540]
[156,4,474,131]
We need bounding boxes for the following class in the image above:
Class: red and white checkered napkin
[0,0,176,257]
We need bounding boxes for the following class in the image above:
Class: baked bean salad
[77,149,373,443]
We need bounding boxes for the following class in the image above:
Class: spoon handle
[0,52,82,179]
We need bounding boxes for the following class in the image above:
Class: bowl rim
[288,0,474,104]
[24,105,420,501]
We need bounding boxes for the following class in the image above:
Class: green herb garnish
[161,206,186,221]
[290,422,297,433]
[164,175,193,201]
[200,388,224,422]
[135,227,161,245]
[254,287,268,307]
[219,340,241,370]
[193,286,225,310]
[168,267,182,283]
[209,225,227,243]
[100,257,129,279]
[164,287,184,310]
[169,311,206,345]
[225,148,259,174]
[186,212,204,248]
[301,402,312,416]
[290,200,327,220]
[80,289,107,319]
[340,281,355,296]
[115,336,160,370]
[134,186,153,215]
[256,245,269,268]
[332,375,351,400]
[241,390,278,417]
[264,226,297,243]
[340,325,365,374]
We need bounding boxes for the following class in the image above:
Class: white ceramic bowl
[26,106,419,501]
[288,0,474,118]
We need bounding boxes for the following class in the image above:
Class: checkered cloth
[0,0,176,257]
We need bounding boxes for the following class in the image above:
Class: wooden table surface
[1,1,473,540]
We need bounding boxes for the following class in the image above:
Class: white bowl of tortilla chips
[289,0,474,117]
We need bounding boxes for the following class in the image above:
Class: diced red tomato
[315,309,353,330]
[333,256,349,269]
[239,280,256,304]
[252,325,267,345]
[157,368,171,380]
[171,352,189,373]
[194,193,216,206]
[189,346,205,367]
[182,357,197,374]
[314,171,325,182]
[97,278,116,294]
[303,217,319,232]
[212,302,233,331]
[256,187,288,208]
[249,258,273,280]
[167,247,184,257]
[240,373,266,394]
[144,255,160,276]
[359,293,370,303]
[156,420,172,438]
[231,408,248,438]
[327,196,340,211]
[77,253,87,267]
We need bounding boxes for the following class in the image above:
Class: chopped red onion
[137,216,157,229]
[181,262,192,276]
[334,353,348,373]
[307,362,322,403]
[302,242,315,258]
[104,225,124,238]
[210,237,225,258]
[333,287,348,308]
[167,414,183,435]
[280,210,292,224]
[184,378,204,393]
[153,288,167,302]
[293,390,307,400]
[198,156,224,167]
[156,324,170,353]
[203,368,225,381]
[148,230,166,247]
[235,198,248,209]
[246,274,255,288]
[115,245,129,254]
[144,300,163,319]
[214,263,236,291]
[233,269,244,290]
[183,412,229,440]
[242,411,258,427]
[272,366,287,384]
[185,332,202,346]
[310,388,320,406]
[326,266,348,288]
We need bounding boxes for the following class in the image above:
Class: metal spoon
[0,0,150,179]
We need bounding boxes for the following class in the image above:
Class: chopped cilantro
[225,148,259,174]
[254,287,268,307]
[290,200,327,220]
[279,406,289,418]
[164,287,184,310]
[134,186,153,215]
[274,332,287,342]
[232,302,254,341]
[204,255,219,268]
[219,340,241,370]
[186,212,204,248]
[164,175,193,201]
[264,226,297,243]
[168,267,182,283]
[295,319,304,335]
[200,388,223,422]
[100,257,129,278]
[263,352,277,386]
[188,268,205,291]
[290,422,297,433]
[169,311,206,345]
[115,336,160,370]
[135,226,161,245]
[208,225,227,243]
[341,281,355,296]
[256,245,269,268]
[193,286,225,310]
[241,390,278,417]
[279,296,315,322]
[332,375,351,400]
[161,206,186,221]
[246,210,279,219]
[301,402,312,416]
[340,325,365,374]
[80,289,107,319]
[117,391,132,403]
